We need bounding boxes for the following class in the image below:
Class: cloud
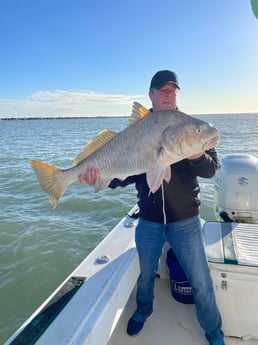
[0,90,147,118]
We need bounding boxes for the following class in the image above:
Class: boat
[4,154,258,345]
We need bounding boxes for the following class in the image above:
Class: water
[0,113,257,343]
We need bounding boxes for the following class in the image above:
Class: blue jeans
[132,216,223,343]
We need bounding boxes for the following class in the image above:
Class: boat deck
[108,277,258,345]
[5,210,258,345]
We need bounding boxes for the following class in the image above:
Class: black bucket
[166,248,194,304]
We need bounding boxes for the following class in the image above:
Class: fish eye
[196,128,202,133]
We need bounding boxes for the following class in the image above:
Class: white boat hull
[5,207,258,345]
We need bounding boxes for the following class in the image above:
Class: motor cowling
[214,154,258,223]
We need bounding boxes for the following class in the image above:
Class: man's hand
[79,166,100,185]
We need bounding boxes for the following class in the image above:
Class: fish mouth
[202,134,220,150]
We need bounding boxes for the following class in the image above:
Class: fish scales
[30,109,219,207]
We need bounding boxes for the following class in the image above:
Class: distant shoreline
[1,113,257,121]
[0,116,128,121]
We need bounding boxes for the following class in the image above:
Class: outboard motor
[214,154,258,223]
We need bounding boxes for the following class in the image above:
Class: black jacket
[109,148,220,224]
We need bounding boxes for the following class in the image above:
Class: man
[80,70,224,345]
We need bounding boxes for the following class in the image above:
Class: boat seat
[204,221,258,266]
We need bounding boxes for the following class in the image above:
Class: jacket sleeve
[188,148,220,178]
[108,175,138,189]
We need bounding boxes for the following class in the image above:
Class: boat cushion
[204,221,258,266]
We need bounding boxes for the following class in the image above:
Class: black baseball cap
[150,70,180,90]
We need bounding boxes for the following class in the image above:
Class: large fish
[30,104,219,208]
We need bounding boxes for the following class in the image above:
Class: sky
[0,0,258,118]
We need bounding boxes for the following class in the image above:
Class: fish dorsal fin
[127,102,150,127]
[73,129,117,165]
[74,102,149,165]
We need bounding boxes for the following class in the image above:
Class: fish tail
[30,160,68,208]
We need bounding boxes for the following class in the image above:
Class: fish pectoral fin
[146,144,172,193]
[73,129,117,165]
[127,102,150,127]
[146,162,170,194]
[163,166,172,183]
[94,177,112,193]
